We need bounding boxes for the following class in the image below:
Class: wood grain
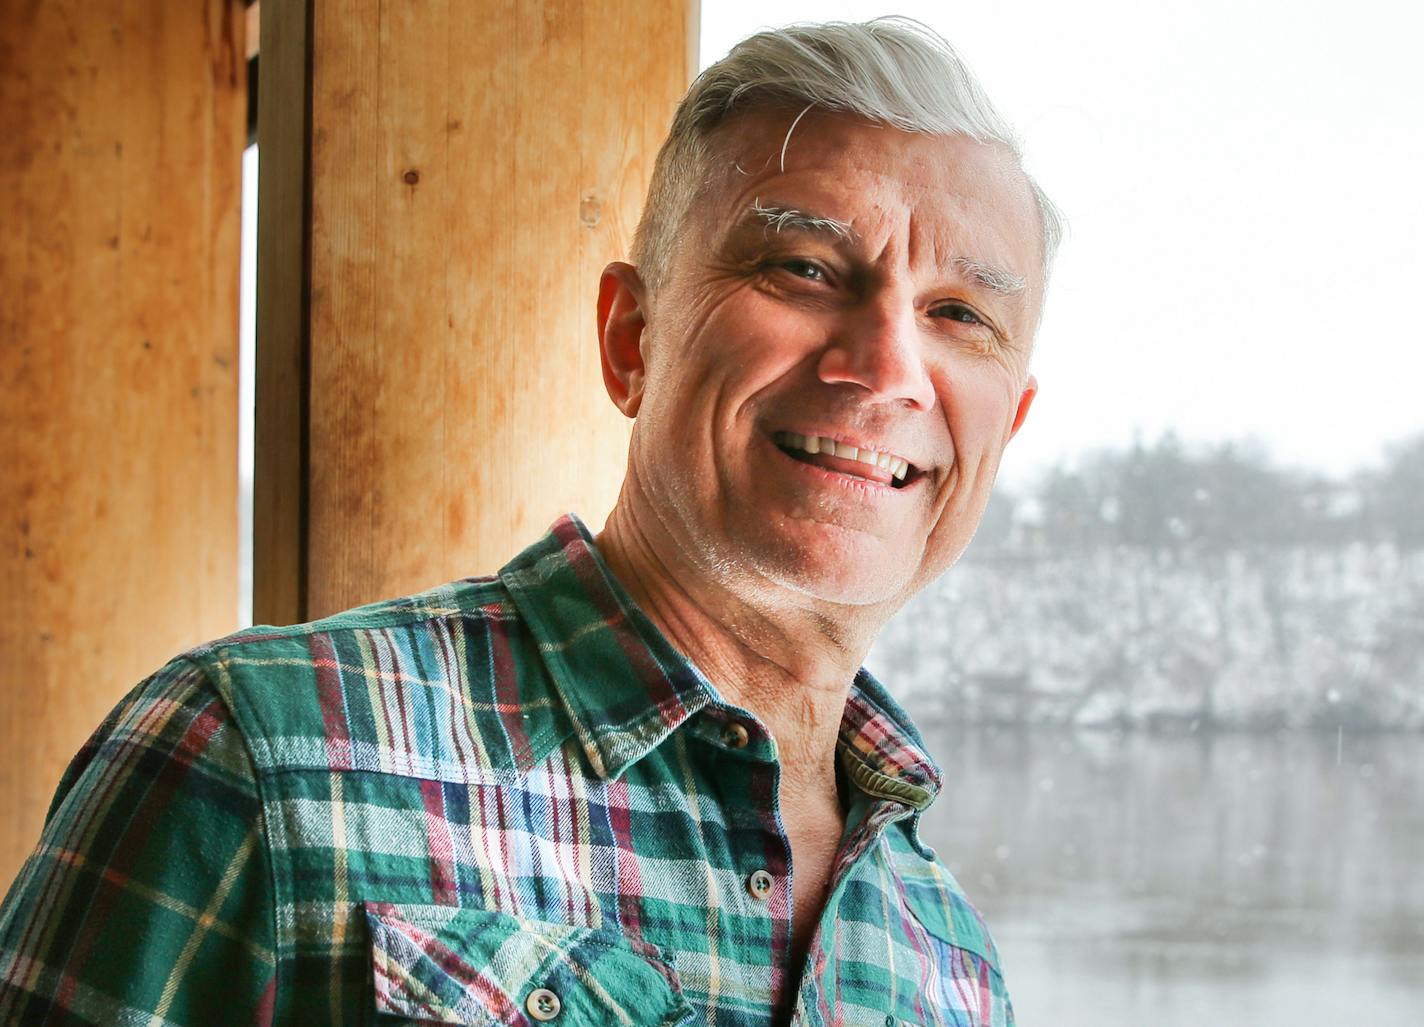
[0,0,246,885]
[293,0,695,618]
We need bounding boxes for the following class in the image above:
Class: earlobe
[1007,374,1037,441]
[597,262,649,418]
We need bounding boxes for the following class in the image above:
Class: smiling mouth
[771,431,922,489]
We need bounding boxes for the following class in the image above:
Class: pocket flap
[364,902,694,1026]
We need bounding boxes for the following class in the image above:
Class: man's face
[616,111,1043,610]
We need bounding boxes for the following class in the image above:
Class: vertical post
[253,0,311,626]
[0,0,247,884]
[254,0,696,621]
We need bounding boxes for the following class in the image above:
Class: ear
[597,262,650,418]
[1007,374,1037,441]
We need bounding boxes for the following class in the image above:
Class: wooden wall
[257,0,696,622]
[0,1,247,885]
[0,0,693,887]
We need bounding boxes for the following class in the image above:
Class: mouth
[770,431,924,490]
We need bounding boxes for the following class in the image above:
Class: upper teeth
[774,432,911,481]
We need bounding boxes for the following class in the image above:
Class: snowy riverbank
[869,544,1424,730]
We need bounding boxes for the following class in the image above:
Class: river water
[905,723,1424,1024]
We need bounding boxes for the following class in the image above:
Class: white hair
[631,18,1065,291]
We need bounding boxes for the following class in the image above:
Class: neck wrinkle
[595,499,868,788]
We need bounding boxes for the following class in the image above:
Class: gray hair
[631,18,1064,292]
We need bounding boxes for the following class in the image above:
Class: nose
[816,294,936,410]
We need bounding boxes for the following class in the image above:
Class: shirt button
[721,722,750,749]
[526,987,561,1021]
[746,869,775,900]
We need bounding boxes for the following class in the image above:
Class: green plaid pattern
[0,515,1012,1025]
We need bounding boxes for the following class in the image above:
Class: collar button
[721,722,751,749]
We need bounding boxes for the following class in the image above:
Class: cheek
[691,296,822,396]
[636,298,804,458]
[935,362,1022,449]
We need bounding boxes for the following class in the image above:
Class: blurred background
[6,2,1422,1022]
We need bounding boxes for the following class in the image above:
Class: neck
[594,494,886,793]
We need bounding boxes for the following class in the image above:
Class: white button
[526,987,561,1021]
[747,869,774,900]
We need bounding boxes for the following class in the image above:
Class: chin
[796,576,909,609]
[748,535,917,609]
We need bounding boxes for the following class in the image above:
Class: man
[0,18,1059,1026]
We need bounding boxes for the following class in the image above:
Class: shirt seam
[176,652,284,1015]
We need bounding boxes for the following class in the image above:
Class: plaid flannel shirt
[0,514,1012,1026]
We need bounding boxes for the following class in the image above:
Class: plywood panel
[0,0,245,886]
[298,0,696,617]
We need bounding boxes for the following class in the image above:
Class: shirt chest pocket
[364,902,695,1026]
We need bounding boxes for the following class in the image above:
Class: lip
[764,433,921,494]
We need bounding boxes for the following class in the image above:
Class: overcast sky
[702,1,1424,485]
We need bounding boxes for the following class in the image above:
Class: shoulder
[45,655,253,824]
[0,656,277,1024]
[182,574,568,783]
[884,825,1004,974]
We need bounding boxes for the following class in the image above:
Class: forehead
[700,110,1041,273]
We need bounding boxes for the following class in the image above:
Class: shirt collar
[500,515,944,819]
[838,668,943,812]
[499,514,715,780]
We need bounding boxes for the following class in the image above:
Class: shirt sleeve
[0,656,277,1025]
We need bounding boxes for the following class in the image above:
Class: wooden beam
[246,1,260,60]
[0,0,247,886]
[252,0,310,626]
[255,0,695,620]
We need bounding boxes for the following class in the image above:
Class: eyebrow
[747,199,856,243]
[952,256,1027,296]
[743,199,1027,297]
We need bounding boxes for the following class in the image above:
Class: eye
[930,302,985,326]
[776,259,827,283]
